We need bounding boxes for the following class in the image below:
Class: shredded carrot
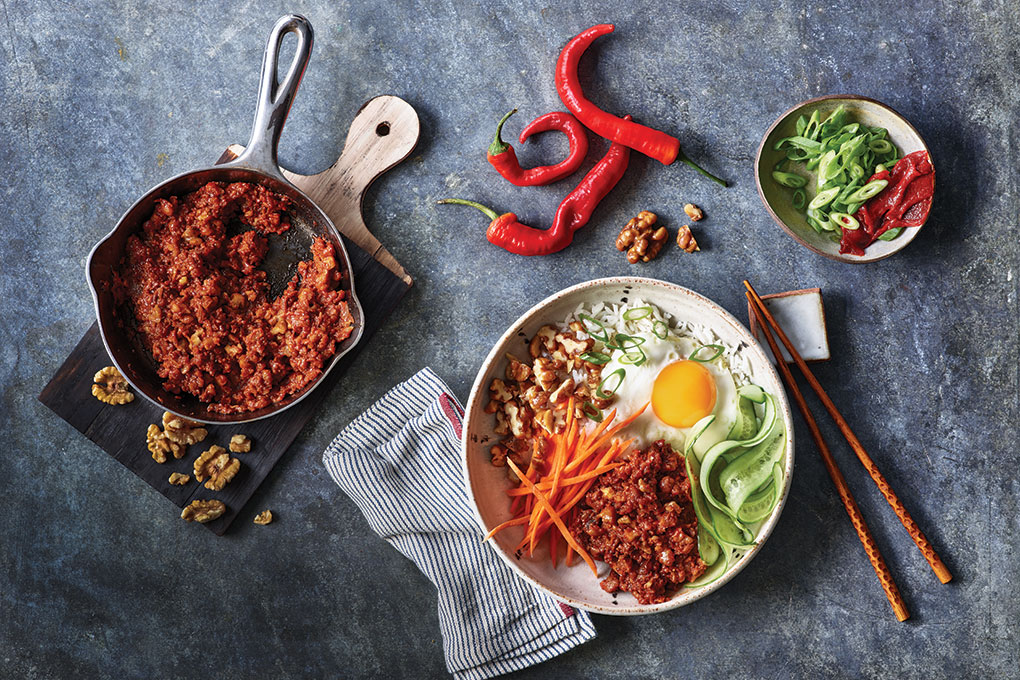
[484,406,637,575]
[484,515,528,541]
[504,462,622,495]
[564,403,647,473]
[506,457,598,576]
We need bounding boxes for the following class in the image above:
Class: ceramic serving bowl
[461,277,796,615]
[755,94,933,263]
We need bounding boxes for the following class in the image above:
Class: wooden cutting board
[38,95,419,535]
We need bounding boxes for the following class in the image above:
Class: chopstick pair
[744,280,951,623]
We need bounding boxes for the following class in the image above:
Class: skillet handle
[232,14,314,177]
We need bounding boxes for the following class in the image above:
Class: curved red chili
[441,127,631,256]
[555,24,727,186]
[486,109,589,186]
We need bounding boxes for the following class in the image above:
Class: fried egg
[600,331,737,457]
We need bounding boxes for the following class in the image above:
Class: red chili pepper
[555,24,727,186]
[486,109,589,186]
[440,129,631,256]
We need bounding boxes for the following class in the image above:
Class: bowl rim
[461,276,796,615]
[754,93,933,264]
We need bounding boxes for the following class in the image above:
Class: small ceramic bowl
[755,94,933,263]
[461,277,796,615]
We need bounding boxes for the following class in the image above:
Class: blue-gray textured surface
[2,0,1017,678]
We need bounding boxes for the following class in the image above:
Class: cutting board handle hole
[375,122,391,136]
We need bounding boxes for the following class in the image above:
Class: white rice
[562,298,754,385]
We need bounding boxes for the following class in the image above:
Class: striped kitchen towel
[322,368,596,679]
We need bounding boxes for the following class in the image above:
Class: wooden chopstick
[744,280,952,586]
[745,290,910,622]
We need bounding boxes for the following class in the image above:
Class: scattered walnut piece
[162,411,208,446]
[683,203,704,221]
[253,510,273,525]
[146,424,184,463]
[677,225,700,253]
[181,499,226,523]
[489,445,508,467]
[616,211,668,263]
[193,445,241,491]
[91,366,134,405]
[229,434,252,453]
[168,472,190,486]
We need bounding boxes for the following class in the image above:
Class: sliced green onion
[652,319,668,339]
[688,344,724,362]
[581,401,604,422]
[622,306,652,321]
[791,188,806,211]
[579,351,611,365]
[808,187,840,210]
[846,179,888,203]
[775,135,822,153]
[829,212,859,230]
[795,115,807,137]
[578,313,608,342]
[869,139,893,154]
[774,106,898,254]
[772,171,807,188]
[619,351,647,366]
[595,368,625,399]
[878,227,903,241]
[605,333,646,351]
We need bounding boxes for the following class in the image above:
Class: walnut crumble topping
[485,322,611,476]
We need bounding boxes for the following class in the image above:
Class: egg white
[599,332,738,455]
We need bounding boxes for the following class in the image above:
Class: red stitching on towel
[557,603,576,618]
[439,393,463,439]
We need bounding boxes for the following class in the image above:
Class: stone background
[2,0,1017,677]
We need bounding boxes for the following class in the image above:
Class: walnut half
[193,445,240,491]
[229,434,252,453]
[92,366,134,405]
[147,424,184,463]
[162,412,208,446]
[168,472,190,486]
[181,499,226,523]
[253,510,273,525]
[617,211,668,263]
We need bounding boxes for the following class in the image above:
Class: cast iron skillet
[86,15,364,424]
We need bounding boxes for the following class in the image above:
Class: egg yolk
[651,360,717,428]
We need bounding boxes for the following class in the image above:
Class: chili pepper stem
[437,198,500,221]
[488,109,518,156]
[677,150,728,187]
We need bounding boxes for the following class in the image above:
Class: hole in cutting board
[376,122,390,136]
